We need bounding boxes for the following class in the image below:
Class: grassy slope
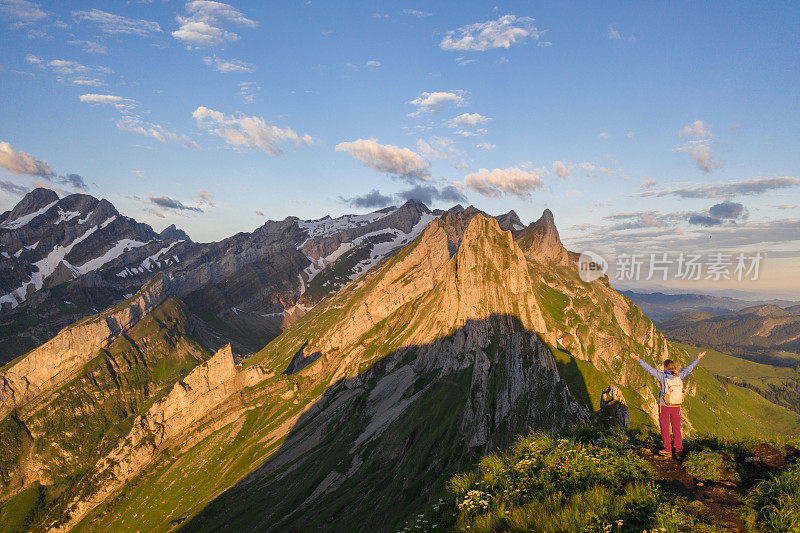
[0,297,212,530]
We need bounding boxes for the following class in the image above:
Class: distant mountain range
[623,290,800,323]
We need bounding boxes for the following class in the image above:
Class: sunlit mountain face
[0,2,798,532]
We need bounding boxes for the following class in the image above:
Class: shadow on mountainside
[177,314,593,533]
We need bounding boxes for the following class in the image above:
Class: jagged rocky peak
[3,187,59,222]
[515,208,570,265]
[159,223,191,242]
[495,209,524,231]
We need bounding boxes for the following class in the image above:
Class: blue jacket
[637,357,700,406]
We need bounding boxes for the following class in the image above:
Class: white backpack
[663,374,684,406]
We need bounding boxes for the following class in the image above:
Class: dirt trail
[636,448,747,532]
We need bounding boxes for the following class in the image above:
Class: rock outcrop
[0,274,170,419]
[515,208,571,265]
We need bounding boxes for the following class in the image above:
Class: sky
[0,1,799,298]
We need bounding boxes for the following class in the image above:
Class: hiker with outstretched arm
[629,350,706,459]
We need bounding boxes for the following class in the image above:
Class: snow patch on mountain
[54,208,81,224]
[77,239,148,273]
[0,200,58,230]
[0,224,100,309]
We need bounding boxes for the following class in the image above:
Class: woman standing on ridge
[629,350,706,459]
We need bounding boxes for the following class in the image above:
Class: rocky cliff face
[0,274,170,420]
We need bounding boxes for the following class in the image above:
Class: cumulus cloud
[450,112,490,127]
[408,90,466,116]
[462,167,545,198]
[79,93,137,111]
[339,189,394,209]
[639,177,800,199]
[415,137,462,161]
[335,138,430,183]
[72,8,161,35]
[0,179,30,196]
[476,142,495,150]
[365,60,381,68]
[196,189,214,207]
[397,184,466,205]
[0,141,53,176]
[676,120,720,172]
[67,39,108,54]
[440,15,542,51]
[173,1,257,48]
[203,55,253,73]
[679,120,714,139]
[193,106,313,155]
[553,160,569,179]
[709,200,746,220]
[0,0,47,26]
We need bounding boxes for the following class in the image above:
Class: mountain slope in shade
[2,210,797,532]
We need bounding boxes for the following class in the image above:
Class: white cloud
[679,120,714,139]
[455,56,476,66]
[173,1,257,48]
[72,8,161,35]
[408,90,467,116]
[450,112,490,127]
[365,60,381,68]
[28,55,112,85]
[676,121,719,172]
[0,0,47,26]
[462,167,545,198]
[598,131,610,139]
[193,106,313,156]
[79,93,137,111]
[638,177,800,199]
[238,81,260,103]
[403,9,432,18]
[440,15,542,51]
[0,141,53,176]
[202,55,254,73]
[476,142,495,150]
[335,138,430,182]
[117,115,195,147]
[675,142,719,172]
[416,137,462,160]
[537,41,552,47]
[608,23,636,41]
[67,39,108,54]
[553,160,570,179]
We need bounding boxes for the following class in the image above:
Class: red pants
[659,405,682,453]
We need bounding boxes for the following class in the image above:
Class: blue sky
[1,1,799,297]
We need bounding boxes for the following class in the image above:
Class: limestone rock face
[515,209,571,265]
[0,275,169,419]
[55,343,269,531]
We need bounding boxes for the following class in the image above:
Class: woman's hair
[663,359,678,372]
